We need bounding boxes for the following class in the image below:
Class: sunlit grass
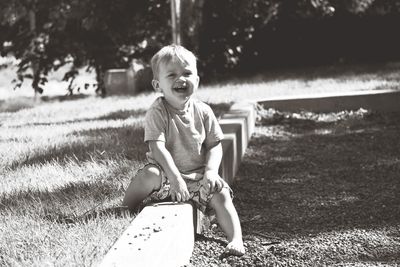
[0,92,152,266]
[1,213,130,266]
[197,62,400,104]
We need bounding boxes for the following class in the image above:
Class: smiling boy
[122,44,245,256]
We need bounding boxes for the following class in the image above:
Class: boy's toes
[224,240,245,256]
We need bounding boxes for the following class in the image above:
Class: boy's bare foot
[224,240,245,256]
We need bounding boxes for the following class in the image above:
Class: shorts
[140,163,232,213]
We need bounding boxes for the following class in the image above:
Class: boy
[122,44,245,256]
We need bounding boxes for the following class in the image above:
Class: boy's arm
[205,141,223,172]
[148,140,190,202]
[204,141,225,192]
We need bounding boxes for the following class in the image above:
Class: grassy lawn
[0,62,400,266]
[0,95,152,266]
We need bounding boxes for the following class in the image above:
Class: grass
[0,61,400,266]
[196,61,400,104]
[0,95,151,266]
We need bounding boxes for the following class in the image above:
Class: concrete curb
[219,102,257,185]
[258,89,400,113]
[99,203,195,267]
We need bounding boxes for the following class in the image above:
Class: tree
[175,0,205,55]
[197,0,400,79]
[0,0,170,96]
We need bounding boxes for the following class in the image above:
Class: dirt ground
[189,109,400,266]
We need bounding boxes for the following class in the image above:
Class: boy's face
[152,58,199,110]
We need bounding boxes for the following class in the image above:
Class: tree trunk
[28,8,42,98]
[28,9,36,32]
[180,0,204,54]
[170,0,181,44]
[95,65,107,97]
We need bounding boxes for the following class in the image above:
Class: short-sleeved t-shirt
[144,97,224,180]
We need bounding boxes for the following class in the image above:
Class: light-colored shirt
[144,97,224,180]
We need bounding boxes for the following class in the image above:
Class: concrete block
[226,102,257,137]
[194,208,210,234]
[258,90,400,113]
[219,133,238,185]
[104,69,133,95]
[100,202,194,267]
[218,102,257,184]
[220,117,246,159]
[103,68,153,95]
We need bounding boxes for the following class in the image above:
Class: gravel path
[189,109,400,266]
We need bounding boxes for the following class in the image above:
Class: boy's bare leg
[122,165,162,210]
[209,188,245,256]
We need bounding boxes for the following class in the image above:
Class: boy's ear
[151,79,161,92]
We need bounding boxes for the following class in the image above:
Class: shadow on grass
[8,124,147,170]
[275,61,400,83]
[211,61,400,87]
[0,176,133,223]
[0,98,37,113]
[0,95,96,114]
[357,250,400,265]
[43,206,134,225]
[236,112,400,236]
[4,108,147,128]
[97,109,146,121]
[40,94,93,102]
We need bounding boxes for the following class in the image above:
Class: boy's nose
[176,76,187,84]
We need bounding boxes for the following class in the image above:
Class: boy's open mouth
[173,85,188,93]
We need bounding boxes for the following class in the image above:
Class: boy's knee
[210,187,232,205]
[136,164,162,190]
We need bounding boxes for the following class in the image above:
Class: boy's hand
[169,177,190,202]
[204,170,224,193]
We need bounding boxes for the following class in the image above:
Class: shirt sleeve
[144,106,167,143]
[203,104,224,147]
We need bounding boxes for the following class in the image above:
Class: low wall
[258,89,400,113]
[103,68,152,95]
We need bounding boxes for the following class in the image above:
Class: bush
[197,0,400,82]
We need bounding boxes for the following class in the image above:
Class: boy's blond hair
[150,44,197,80]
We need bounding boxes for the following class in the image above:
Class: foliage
[0,0,170,95]
[1,0,400,92]
[198,0,400,81]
